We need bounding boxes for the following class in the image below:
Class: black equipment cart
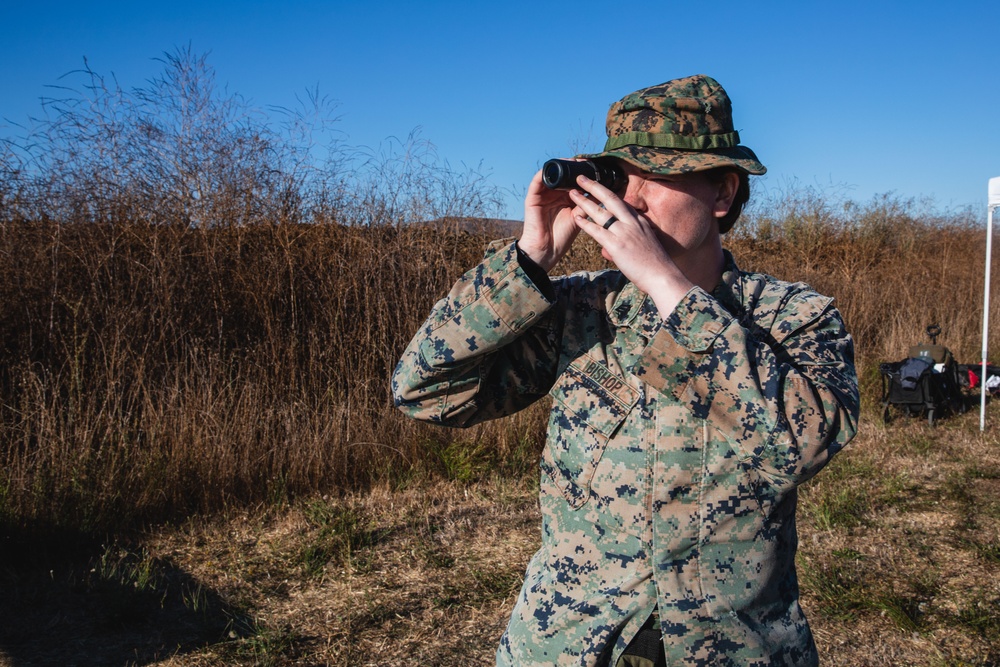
[879,325,966,426]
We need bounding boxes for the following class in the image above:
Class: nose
[623,173,646,210]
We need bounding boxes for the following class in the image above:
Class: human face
[618,161,735,264]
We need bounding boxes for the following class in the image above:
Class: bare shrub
[1,46,504,229]
[6,47,310,225]
[337,131,506,227]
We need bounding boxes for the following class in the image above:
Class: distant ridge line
[414,217,523,237]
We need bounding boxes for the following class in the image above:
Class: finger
[573,175,634,222]
[568,188,620,225]
[574,213,614,243]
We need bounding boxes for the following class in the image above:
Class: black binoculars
[542,158,627,195]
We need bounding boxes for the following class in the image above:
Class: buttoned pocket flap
[542,356,638,508]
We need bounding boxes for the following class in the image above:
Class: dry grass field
[1,409,998,666]
[0,210,998,666]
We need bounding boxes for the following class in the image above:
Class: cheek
[652,196,718,246]
[642,183,721,242]
[667,192,716,224]
[686,183,724,215]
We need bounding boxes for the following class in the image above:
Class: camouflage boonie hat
[582,74,766,176]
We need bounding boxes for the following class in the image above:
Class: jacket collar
[607,250,744,333]
[710,249,745,316]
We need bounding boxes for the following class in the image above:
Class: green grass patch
[297,499,382,577]
[802,448,927,530]
[871,592,925,633]
[949,593,1000,639]
[426,439,495,484]
[942,470,976,506]
[799,553,873,621]
[92,544,162,594]
[803,484,872,531]
[418,544,457,570]
[85,544,169,629]
[419,430,541,485]
[965,464,1000,480]
[800,552,935,633]
[231,620,311,667]
[432,565,522,609]
[958,538,1000,564]
[877,471,920,510]
[800,451,884,530]
[908,434,936,456]
[470,566,523,601]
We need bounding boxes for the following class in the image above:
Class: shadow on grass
[0,523,253,666]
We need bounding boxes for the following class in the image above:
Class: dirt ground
[2,412,998,666]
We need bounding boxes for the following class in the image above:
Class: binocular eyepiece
[542,158,627,195]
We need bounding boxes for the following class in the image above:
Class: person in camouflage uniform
[392,75,859,666]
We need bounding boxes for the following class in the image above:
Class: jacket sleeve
[391,240,563,426]
[632,285,859,490]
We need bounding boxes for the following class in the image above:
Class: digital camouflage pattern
[392,240,859,666]
[581,75,767,177]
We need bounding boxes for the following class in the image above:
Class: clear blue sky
[3,0,999,220]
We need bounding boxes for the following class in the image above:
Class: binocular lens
[542,161,568,189]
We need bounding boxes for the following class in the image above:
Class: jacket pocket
[542,356,638,508]
[697,432,788,617]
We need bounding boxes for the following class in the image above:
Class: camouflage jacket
[392,240,859,667]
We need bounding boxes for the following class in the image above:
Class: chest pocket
[543,356,638,509]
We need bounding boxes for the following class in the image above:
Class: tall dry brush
[0,206,993,534]
[0,48,994,535]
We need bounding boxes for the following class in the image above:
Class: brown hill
[414,216,523,238]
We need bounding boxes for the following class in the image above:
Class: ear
[711,171,740,219]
